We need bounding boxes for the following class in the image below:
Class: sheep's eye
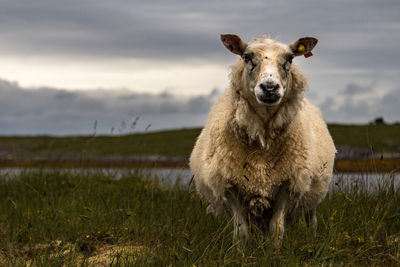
[282,54,294,71]
[243,54,256,71]
[243,54,252,63]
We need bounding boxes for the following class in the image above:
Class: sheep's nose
[260,81,280,92]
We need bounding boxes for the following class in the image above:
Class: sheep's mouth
[257,93,281,105]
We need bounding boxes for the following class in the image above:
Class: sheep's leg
[269,186,289,244]
[225,189,249,242]
[300,206,318,237]
[309,207,317,237]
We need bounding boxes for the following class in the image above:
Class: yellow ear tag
[298,44,305,52]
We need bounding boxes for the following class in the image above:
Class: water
[330,172,400,192]
[151,169,400,192]
[0,167,399,191]
[0,167,193,187]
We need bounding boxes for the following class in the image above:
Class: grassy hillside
[1,170,400,265]
[328,123,400,153]
[0,128,202,159]
[0,124,399,160]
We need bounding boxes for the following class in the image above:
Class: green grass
[0,124,399,162]
[1,170,400,265]
[328,123,400,153]
[0,128,202,159]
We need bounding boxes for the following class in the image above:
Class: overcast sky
[0,0,399,135]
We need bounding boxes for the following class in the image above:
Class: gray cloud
[0,0,399,67]
[378,89,400,121]
[0,79,218,135]
[342,83,374,96]
[0,0,399,133]
[187,89,219,114]
[0,77,398,135]
[319,83,400,123]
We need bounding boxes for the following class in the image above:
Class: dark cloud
[0,0,399,132]
[0,77,398,135]
[319,83,399,123]
[0,0,399,67]
[378,88,400,121]
[343,83,374,96]
[187,89,219,114]
[0,79,219,135]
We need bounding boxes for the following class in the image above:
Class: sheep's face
[221,34,317,106]
[242,41,294,106]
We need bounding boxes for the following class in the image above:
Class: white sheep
[189,34,336,242]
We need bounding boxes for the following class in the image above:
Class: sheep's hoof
[271,236,282,249]
[233,227,249,251]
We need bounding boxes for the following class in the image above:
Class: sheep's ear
[289,37,318,57]
[220,34,247,56]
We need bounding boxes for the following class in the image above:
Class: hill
[0,124,399,163]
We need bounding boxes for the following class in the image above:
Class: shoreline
[0,158,399,173]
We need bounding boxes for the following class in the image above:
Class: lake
[0,167,399,192]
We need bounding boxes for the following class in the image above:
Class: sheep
[189,34,336,243]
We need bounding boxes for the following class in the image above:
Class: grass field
[0,128,200,160]
[328,123,400,154]
[1,170,400,266]
[0,124,399,161]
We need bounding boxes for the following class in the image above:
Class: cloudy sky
[0,0,399,135]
